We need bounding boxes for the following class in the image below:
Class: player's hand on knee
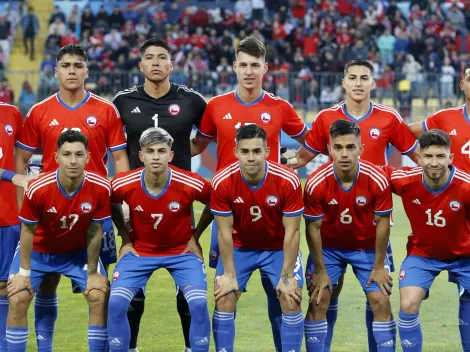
[214,274,239,302]
[85,272,109,296]
[12,173,39,192]
[367,266,393,297]
[276,276,302,310]
[6,274,34,298]
[280,146,298,167]
[181,235,204,261]
[308,271,332,305]
[118,242,139,263]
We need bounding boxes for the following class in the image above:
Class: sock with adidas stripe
[88,325,108,352]
[398,311,422,351]
[108,287,138,352]
[34,294,58,352]
[366,301,378,352]
[459,292,470,352]
[212,310,235,352]
[304,319,327,352]
[372,320,396,351]
[323,299,339,352]
[6,326,28,352]
[281,312,304,352]
[0,296,8,351]
[183,287,210,352]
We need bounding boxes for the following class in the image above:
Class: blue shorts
[111,253,207,291]
[305,247,383,294]
[99,218,116,265]
[9,248,106,292]
[0,225,20,281]
[399,255,470,296]
[208,220,219,269]
[215,247,304,292]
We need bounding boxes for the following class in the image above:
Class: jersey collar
[141,168,171,199]
[341,101,374,122]
[240,161,268,191]
[56,91,91,111]
[56,169,86,199]
[333,161,360,193]
[463,104,470,123]
[422,165,455,195]
[234,90,265,107]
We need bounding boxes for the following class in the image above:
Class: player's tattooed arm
[368,214,393,297]
[305,218,332,304]
[7,222,37,297]
[86,222,103,274]
[190,134,213,156]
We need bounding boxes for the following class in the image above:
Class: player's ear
[449,152,454,164]
[138,151,144,163]
[460,79,465,92]
[327,143,331,156]
[54,151,59,163]
[341,79,345,90]
[232,61,237,72]
[138,60,143,73]
[169,60,174,72]
[263,62,268,75]
[233,146,238,158]
[265,146,270,158]
[359,143,365,156]
[169,150,174,163]
[85,67,89,79]
[86,152,91,164]
[371,78,376,91]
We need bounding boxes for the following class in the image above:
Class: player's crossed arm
[110,202,138,262]
[0,168,38,191]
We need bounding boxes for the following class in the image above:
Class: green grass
[24,195,461,351]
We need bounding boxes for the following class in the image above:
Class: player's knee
[0,281,6,296]
[215,293,237,312]
[279,293,302,312]
[368,293,393,317]
[400,296,420,314]
[8,291,32,315]
[108,295,129,321]
[188,298,209,322]
[86,289,108,311]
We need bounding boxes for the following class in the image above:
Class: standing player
[211,125,305,352]
[283,59,417,352]
[383,130,470,351]
[112,38,208,352]
[6,130,111,352]
[303,120,396,352]
[13,44,130,351]
[191,36,308,351]
[107,128,211,352]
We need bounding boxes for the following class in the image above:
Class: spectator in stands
[61,28,78,48]
[0,79,13,104]
[40,53,55,71]
[96,5,109,25]
[81,7,94,36]
[377,28,396,68]
[67,5,80,34]
[49,17,65,36]
[18,80,35,116]
[402,54,423,97]
[38,65,58,100]
[0,15,10,66]
[135,17,151,37]
[252,0,265,21]
[45,27,62,53]
[104,28,122,52]
[320,85,335,109]
[424,52,442,99]
[440,56,456,99]
[364,5,379,33]
[20,6,39,61]
[110,5,125,30]
[235,0,252,20]
[49,5,65,25]
[3,4,19,35]
[447,4,466,30]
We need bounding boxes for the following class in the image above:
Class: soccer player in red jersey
[108,127,212,352]
[190,37,307,350]
[211,125,304,352]
[303,120,396,352]
[383,130,470,351]
[6,131,111,352]
[13,44,130,351]
[284,59,416,352]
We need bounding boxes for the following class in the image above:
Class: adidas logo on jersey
[195,337,209,345]
[109,338,123,347]
[47,207,57,213]
[412,199,421,205]
[328,199,338,205]
[234,197,244,203]
[131,107,141,113]
[223,113,232,120]
[380,340,395,347]
[449,129,457,136]
[134,205,144,211]
[49,119,59,126]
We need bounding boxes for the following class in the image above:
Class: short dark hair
[236,124,267,144]
[139,38,172,57]
[344,59,374,76]
[329,120,361,139]
[56,44,88,62]
[463,62,470,78]
[236,36,266,59]
[418,129,451,150]
[57,130,88,150]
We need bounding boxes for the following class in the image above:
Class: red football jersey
[19,170,111,254]
[16,92,127,177]
[211,161,304,250]
[0,103,23,226]
[304,102,417,166]
[423,105,470,173]
[111,166,210,256]
[197,91,307,170]
[304,160,393,250]
[385,165,470,260]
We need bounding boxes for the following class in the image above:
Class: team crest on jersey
[4,124,13,136]
[266,195,279,207]
[80,202,92,213]
[399,269,406,280]
[112,270,120,281]
[260,112,271,124]
[369,127,381,140]
[449,200,461,212]
[168,104,180,116]
[355,196,368,206]
[86,116,98,127]
[168,201,181,212]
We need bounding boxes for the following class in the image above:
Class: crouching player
[6,130,110,352]
[384,129,470,351]
[107,127,212,352]
[211,124,304,352]
[303,120,396,351]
